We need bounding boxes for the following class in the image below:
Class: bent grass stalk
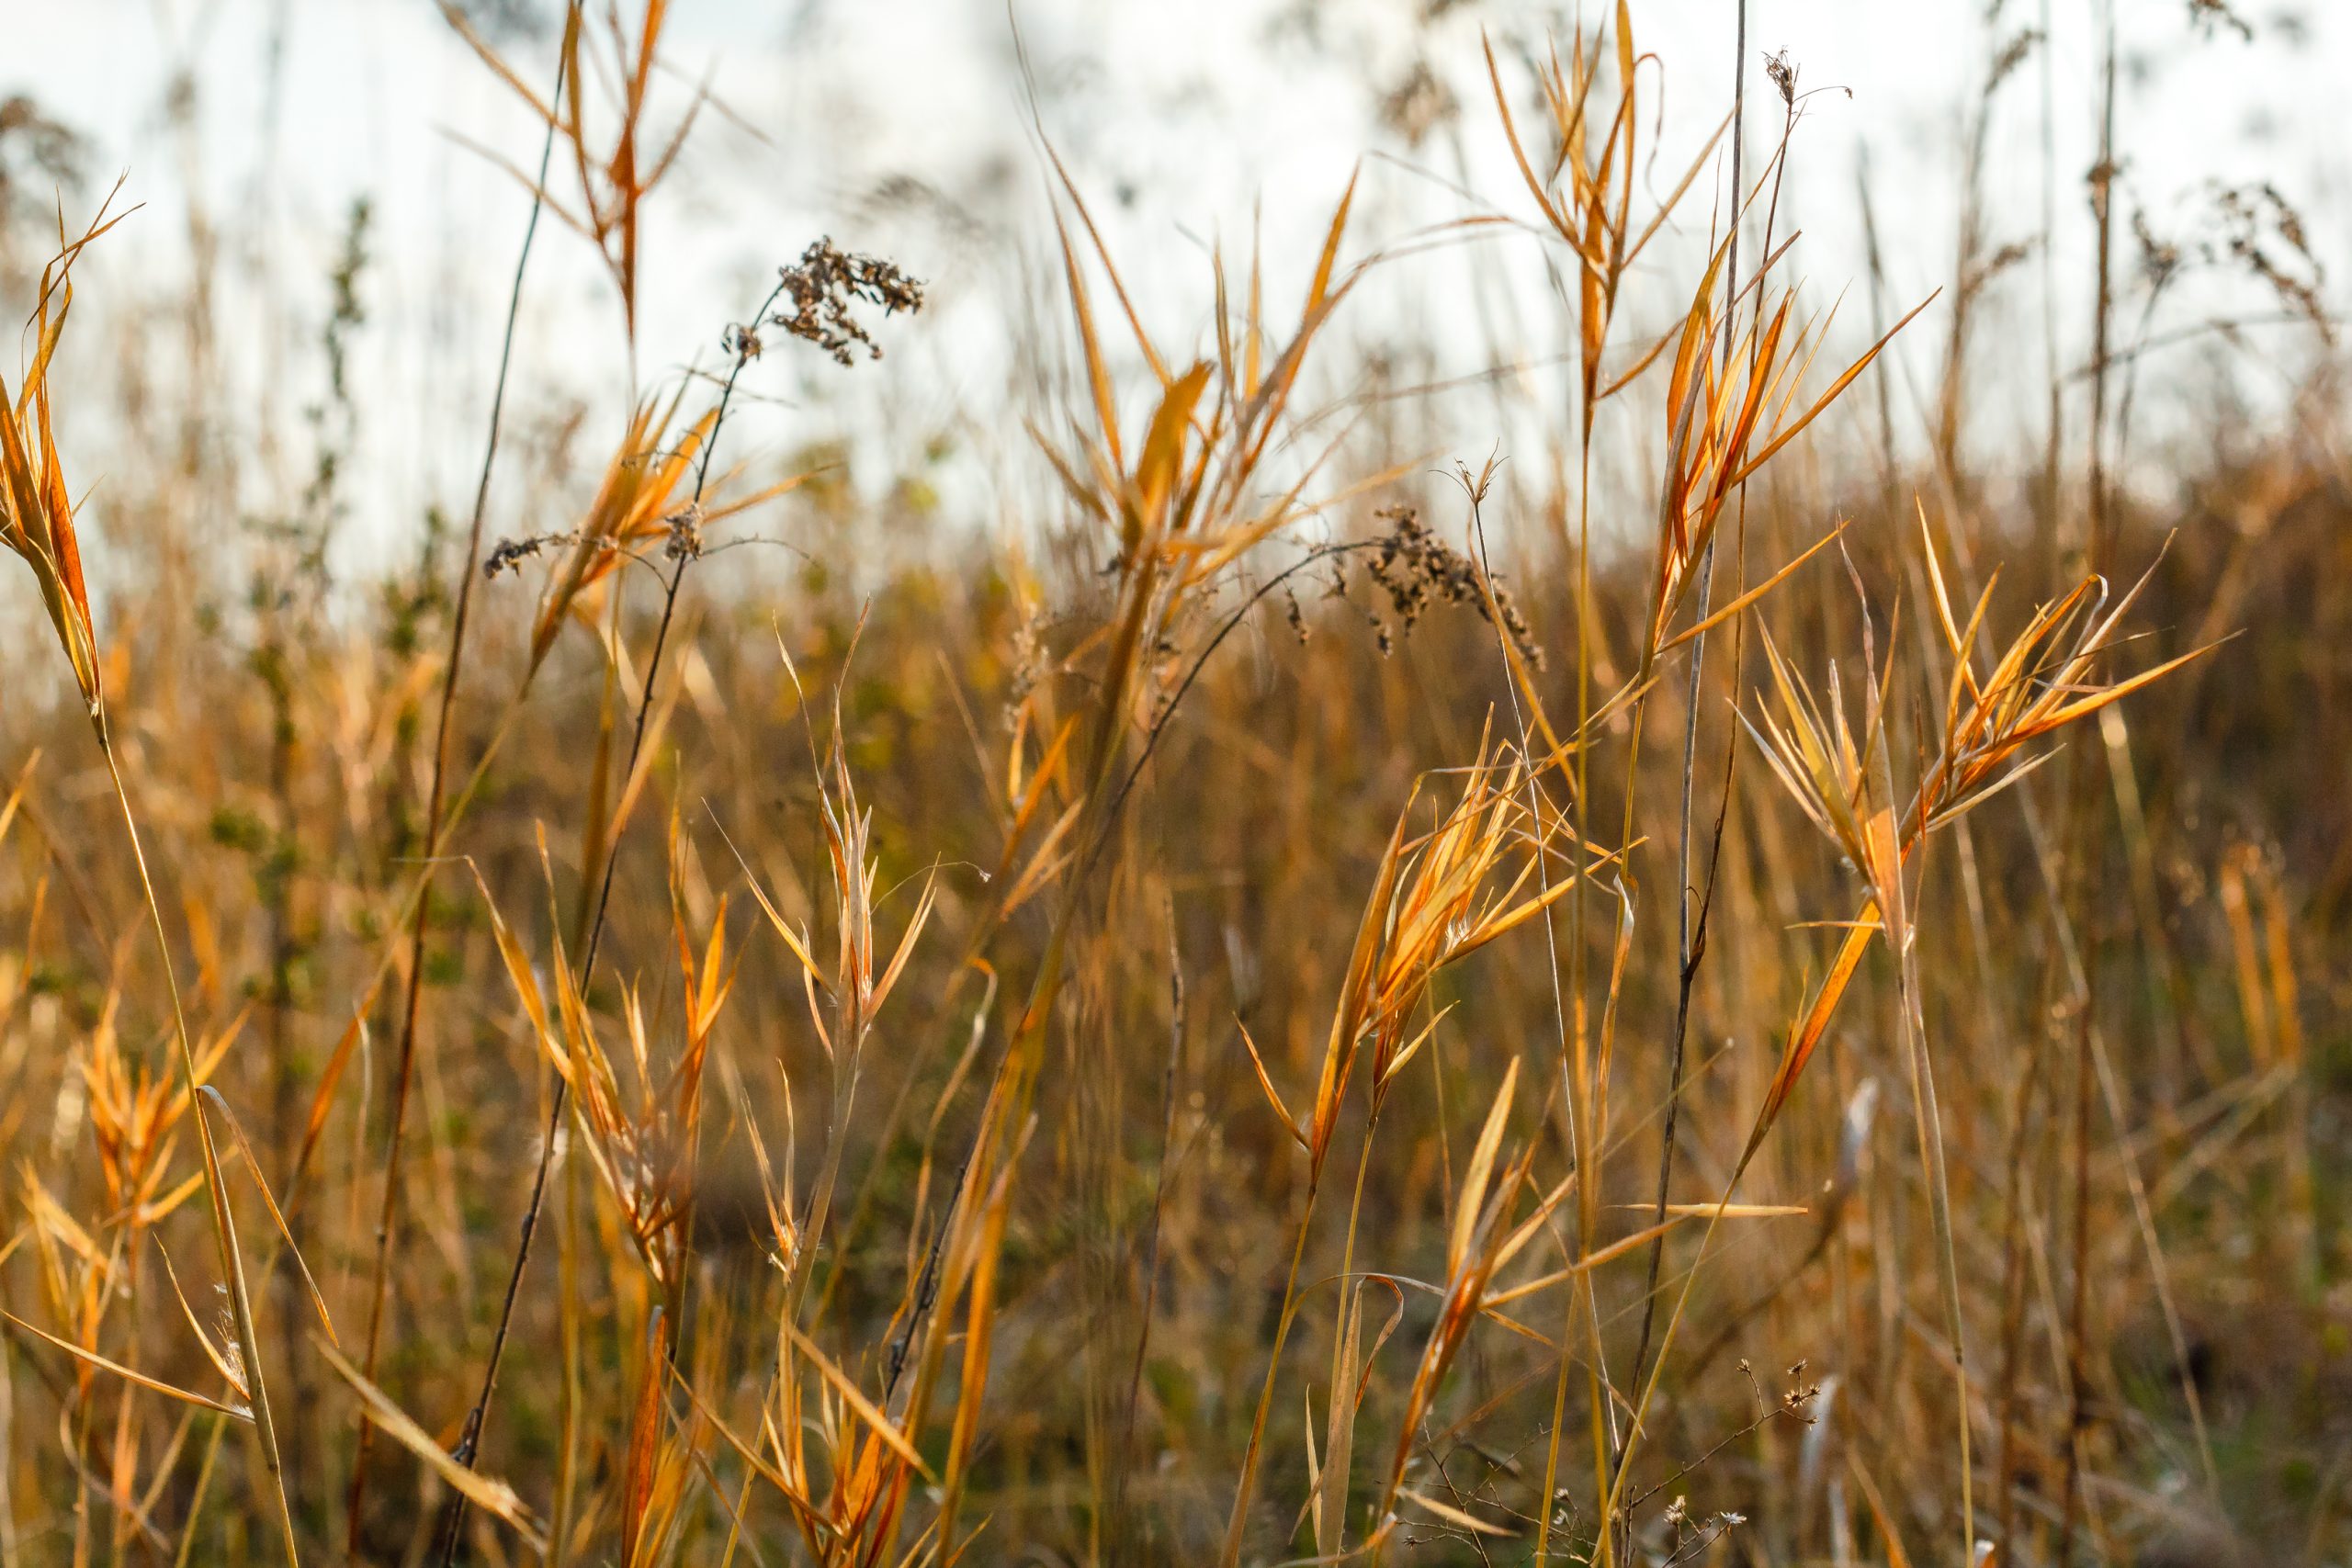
[1,199,300,1562]
[101,746,299,1565]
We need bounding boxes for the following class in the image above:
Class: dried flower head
[482,532,577,580]
[1763,49,1797,107]
[661,501,705,562]
[1379,60,1457,148]
[2207,182,2331,343]
[721,321,763,361]
[1985,29,2042,96]
[2188,0,2255,42]
[1363,507,1544,671]
[2132,209,2182,293]
[1002,613,1048,731]
[771,237,926,367]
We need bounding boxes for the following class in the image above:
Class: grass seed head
[0,198,125,725]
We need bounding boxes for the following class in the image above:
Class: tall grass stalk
[99,741,299,1565]
[344,11,571,1550]
[432,268,798,1561]
[1630,0,1747,1425]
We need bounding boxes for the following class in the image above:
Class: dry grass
[0,6,2343,1566]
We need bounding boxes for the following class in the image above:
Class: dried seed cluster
[1002,615,1047,731]
[767,237,927,367]
[661,501,705,562]
[482,533,567,579]
[2188,0,2256,42]
[1361,506,1544,671]
[2212,183,2330,341]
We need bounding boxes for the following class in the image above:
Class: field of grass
[0,5,2344,1565]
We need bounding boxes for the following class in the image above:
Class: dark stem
[1091,541,1375,850]
[2057,9,2120,1559]
[1992,989,2052,1565]
[2085,2,2119,576]
[344,19,565,1557]
[1116,920,1187,1523]
[1626,0,1747,1428]
[263,656,308,1514]
[431,275,791,1565]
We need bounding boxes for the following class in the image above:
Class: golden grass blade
[1313,1283,1361,1557]
[0,752,34,852]
[152,1242,252,1401]
[1299,1385,1322,1544]
[4,1314,250,1423]
[708,816,827,990]
[1304,168,1359,321]
[1052,217,1125,477]
[1760,908,1878,1134]
[1375,1001,1456,1091]
[1849,1452,1917,1568]
[869,872,939,1016]
[1236,1020,1306,1152]
[1044,142,1172,389]
[314,1337,548,1551]
[602,634,687,847]
[622,1317,665,1567]
[1481,35,1575,251]
[669,1371,830,1538]
[1621,107,1734,265]
[437,0,561,124]
[2014,643,2222,740]
[194,1087,339,1348]
[1399,1484,1517,1538]
[777,1319,934,1482]
[1726,290,1941,490]
[288,1010,368,1212]
[1481,1208,1801,1312]
[1597,315,1681,401]
[1449,1057,1519,1278]
[1136,362,1212,525]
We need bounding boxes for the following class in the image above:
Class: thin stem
[1884,844,1975,1559]
[1534,228,1603,1568]
[432,275,792,1563]
[1215,1172,1323,1568]
[2060,7,2121,1556]
[2085,0,2119,572]
[1991,1008,2047,1566]
[345,15,566,1554]
[1324,1120,1380,1556]
[102,740,300,1564]
[1116,926,1186,1505]
[1626,0,1747,1476]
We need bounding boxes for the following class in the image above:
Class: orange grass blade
[316,1337,548,1551]
[779,1319,935,1482]
[197,1088,338,1348]
[4,1314,252,1423]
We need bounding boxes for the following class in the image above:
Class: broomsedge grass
[0,6,2335,1567]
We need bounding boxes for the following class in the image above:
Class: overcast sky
[6,0,2345,570]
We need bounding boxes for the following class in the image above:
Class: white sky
[5,0,2346,579]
